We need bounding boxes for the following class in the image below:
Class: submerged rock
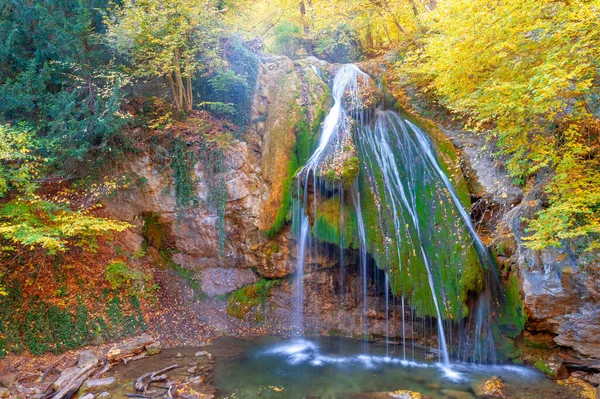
[145,341,162,356]
[439,390,476,399]
[535,355,569,380]
[472,376,505,398]
[556,376,597,399]
[388,390,423,399]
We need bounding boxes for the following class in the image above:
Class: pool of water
[210,336,577,399]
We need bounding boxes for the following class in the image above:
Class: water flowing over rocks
[101,46,600,371]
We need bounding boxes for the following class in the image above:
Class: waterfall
[294,64,370,336]
[357,111,451,365]
[291,63,497,366]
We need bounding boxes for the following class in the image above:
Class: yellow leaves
[105,0,223,98]
[402,0,600,251]
[0,124,42,198]
[0,197,130,255]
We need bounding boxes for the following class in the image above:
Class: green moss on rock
[262,63,330,237]
[497,271,526,337]
[264,152,299,238]
[313,196,358,248]
[226,279,280,321]
[395,105,471,210]
[356,113,485,320]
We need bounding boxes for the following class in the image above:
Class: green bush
[0,285,146,358]
[312,23,363,63]
[105,260,154,297]
[105,261,130,290]
[195,36,259,126]
[272,21,303,58]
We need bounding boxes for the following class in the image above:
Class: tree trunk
[174,49,185,112]
[166,73,181,112]
[185,57,193,112]
[300,0,313,55]
[106,333,155,363]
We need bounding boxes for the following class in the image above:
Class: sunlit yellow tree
[106,0,223,112]
[226,0,424,56]
[0,125,129,255]
[410,0,600,250]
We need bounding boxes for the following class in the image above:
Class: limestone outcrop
[446,127,600,360]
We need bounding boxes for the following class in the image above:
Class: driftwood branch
[92,360,111,379]
[124,353,149,364]
[126,385,172,399]
[134,365,178,392]
[106,334,155,363]
[41,355,66,382]
[49,363,97,399]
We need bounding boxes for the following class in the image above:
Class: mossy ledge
[393,103,471,210]
[355,113,484,320]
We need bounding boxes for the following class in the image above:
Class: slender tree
[106,0,222,112]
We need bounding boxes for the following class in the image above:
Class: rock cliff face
[445,129,600,361]
[104,50,600,362]
[104,53,331,290]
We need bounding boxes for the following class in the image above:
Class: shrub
[105,260,154,297]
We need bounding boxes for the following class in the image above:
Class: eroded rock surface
[104,54,331,280]
[447,127,600,360]
[199,268,258,297]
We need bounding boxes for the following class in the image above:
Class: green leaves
[105,0,223,111]
[0,198,129,254]
[0,123,129,255]
[0,124,39,198]
[0,0,128,172]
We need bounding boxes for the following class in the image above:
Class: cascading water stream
[294,64,370,336]
[357,111,451,366]
[404,120,491,263]
[350,185,368,342]
[292,63,497,372]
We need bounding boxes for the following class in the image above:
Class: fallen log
[41,355,66,382]
[49,363,97,399]
[92,359,111,379]
[135,365,178,392]
[126,386,171,399]
[106,333,155,363]
[124,353,149,364]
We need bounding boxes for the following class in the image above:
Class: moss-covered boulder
[313,196,359,248]
[316,123,360,189]
[356,110,484,320]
